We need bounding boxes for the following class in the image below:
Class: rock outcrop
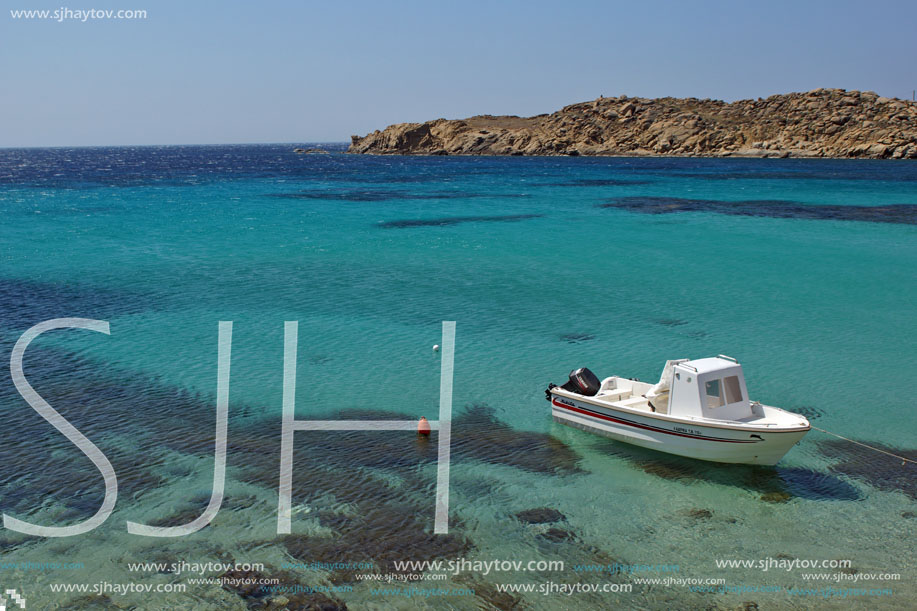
[348,89,917,158]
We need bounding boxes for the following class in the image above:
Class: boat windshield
[705,379,724,408]
[706,375,744,408]
[723,375,743,403]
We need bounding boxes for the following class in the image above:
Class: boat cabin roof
[682,357,739,375]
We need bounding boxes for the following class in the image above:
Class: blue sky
[2,0,915,146]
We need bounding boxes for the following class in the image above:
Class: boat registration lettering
[673,426,702,436]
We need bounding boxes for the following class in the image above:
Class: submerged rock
[146,505,215,530]
[515,507,566,524]
[283,506,472,574]
[378,213,542,229]
[221,568,347,610]
[66,594,117,610]
[559,332,596,344]
[454,575,523,609]
[600,196,917,225]
[637,460,697,481]
[791,405,826,421]
[221,568,269,601]
[760,491,792,504]
[820,439,917,499]
[545,178,653,187]
[453,404,583,475]
[539,527,576,542]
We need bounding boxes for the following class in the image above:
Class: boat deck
[566,377,806,430]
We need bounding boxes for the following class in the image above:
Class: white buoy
[433,344,440,352]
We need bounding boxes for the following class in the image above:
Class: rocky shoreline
[348,89,917,159]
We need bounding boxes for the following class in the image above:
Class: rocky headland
[348,89,917,159]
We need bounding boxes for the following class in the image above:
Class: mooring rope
[811,425,916,466]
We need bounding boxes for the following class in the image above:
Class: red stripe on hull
[552,398,756,444]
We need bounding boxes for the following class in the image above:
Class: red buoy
[417,416,431,436]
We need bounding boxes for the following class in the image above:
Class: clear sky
[2,0,915,147]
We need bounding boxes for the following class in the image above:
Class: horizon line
[0,141,352,151]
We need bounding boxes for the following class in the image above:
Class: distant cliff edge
[348,89,917,159]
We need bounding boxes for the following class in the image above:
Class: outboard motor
[545,367,602,400]
[565,367,601,396]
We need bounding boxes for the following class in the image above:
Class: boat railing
[717,354,738,363]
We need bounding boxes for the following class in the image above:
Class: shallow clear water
[0,145,914,609]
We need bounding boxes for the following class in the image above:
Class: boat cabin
[668,356,753,420]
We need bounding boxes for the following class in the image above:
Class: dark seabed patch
[347,174,441,184]
[0,342,584,570]
[0,347,182,524]
[268,189,529,201]
[600,197,917,224]
[515,507,566,524]
[666,170,917,182]
[559,332,596,344]
[746,466,860,502]
[538,527,577,542]
[819,439,917,499]
[453,404,582,474]
[0,276,154,332]
[286,404,583,476]
[66,595,116,610]
[681,508,714,520]
[0,339,570,587]
[269,189,409,201]
[147,505,215,530]
[654,318,688,327]
[543,178,653,187]
[284,508,472,574]
[452,575,523,610]
[221,567,347,610]
[638,460,698,482]
[591,439,859,501]
[792,405,826,421]
[668,171,825,181]
[378,214,543,229]
[282,408,439,472]
[760,491,792,504]
[0,349,472,576]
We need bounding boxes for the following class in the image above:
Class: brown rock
[347,90,916,159]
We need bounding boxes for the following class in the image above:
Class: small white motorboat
[546,356,810,465]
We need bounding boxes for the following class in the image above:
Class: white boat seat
[597,388,630,400]
[616,397,647,408]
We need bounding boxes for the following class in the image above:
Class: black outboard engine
[546,367,601,400]
[565,367,601,396]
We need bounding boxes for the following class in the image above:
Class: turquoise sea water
[0,145,914,610]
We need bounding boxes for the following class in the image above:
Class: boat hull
[550,395,808,465]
